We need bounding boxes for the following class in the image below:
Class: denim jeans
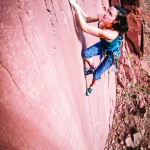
[82,41,121,80]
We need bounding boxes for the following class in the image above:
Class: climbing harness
[112,51,119,72]
[112,35,124,72]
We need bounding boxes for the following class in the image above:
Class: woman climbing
[69,0,128,96]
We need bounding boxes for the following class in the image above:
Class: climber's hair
[113,5,128,35]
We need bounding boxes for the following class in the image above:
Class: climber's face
[102,6,118,25]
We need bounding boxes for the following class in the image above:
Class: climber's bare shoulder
[83,26,119,41]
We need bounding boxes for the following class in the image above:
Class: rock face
[1,0,147,149]
[123,0,143,56]
[117,0,144,87]
[0,0,116,150]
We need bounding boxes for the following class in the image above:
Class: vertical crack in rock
[141,22,144,55]
[104,97,114,150]
[17,3,41,70]
[19,16,41,70]
[44,0,48,10]
[109,98,114,128]
[0,61,26,97]
[58,0,63,11]
[47,10,57,49]
[16,0,31,19]
[59,0,68,29]
[125,34,140,56]
[50,0,58,23]
[50,17,57,49]
[44,0,50,12]
[109,0,112,6]
[32,32,45,58]
[44,0,57,49]
[16,0,41,69]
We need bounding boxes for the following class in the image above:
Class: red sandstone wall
[0,1,117,150]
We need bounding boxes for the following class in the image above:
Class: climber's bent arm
[76,9,118,40]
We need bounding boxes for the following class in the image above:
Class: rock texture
[0,0,116,150]
[1,0,149,149]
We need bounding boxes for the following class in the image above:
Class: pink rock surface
[116,0,144,87]
[141,60,150,73]
[0,0,116,150]
[123,0,143,56]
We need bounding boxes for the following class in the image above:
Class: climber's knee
[82,42,102,59]
[82,48,91,59]
[93,69,101,80]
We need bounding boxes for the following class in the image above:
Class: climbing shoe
[86,87,93,96]
[84,68,95,75]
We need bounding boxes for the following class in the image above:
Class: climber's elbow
[81,24,88,32]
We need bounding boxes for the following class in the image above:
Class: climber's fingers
[69,0,81,11]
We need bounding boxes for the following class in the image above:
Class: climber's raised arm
[69,0,117,40]
[75,8,118,40]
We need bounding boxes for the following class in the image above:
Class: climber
[69,0,128,96]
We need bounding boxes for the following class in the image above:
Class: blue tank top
[100,36,121,52]
[98,21,123,52]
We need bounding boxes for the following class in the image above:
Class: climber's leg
[82,41,103,75]
[86,55,114,96]
[93,54,113,80]
[85,78,96,96]
[83,57,94,69]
